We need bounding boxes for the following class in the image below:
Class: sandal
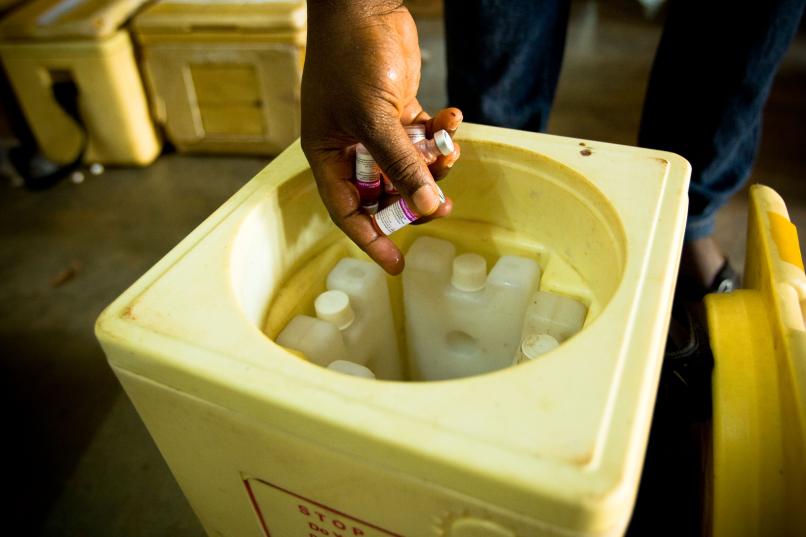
[677,258,740,303]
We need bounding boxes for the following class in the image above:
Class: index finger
[419,107,463,138]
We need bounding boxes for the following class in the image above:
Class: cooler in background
[0,0,160,166]
[133,0,306,156]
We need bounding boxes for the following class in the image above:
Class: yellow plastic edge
[708,184,806,537]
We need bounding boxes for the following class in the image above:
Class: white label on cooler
[245,478,401,536]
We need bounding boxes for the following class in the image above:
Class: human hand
[301,1,462,275]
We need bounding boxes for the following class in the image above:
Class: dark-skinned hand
[302,1,462,275]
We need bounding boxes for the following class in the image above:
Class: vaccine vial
[384,125,428,195]
[415,129,455,165]
[372,129,453,235]
[371,184,446,236]
[405,123,427,143]
[355,143,381,211]
[382,127,454,195]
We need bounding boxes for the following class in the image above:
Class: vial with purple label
[371,184,447,236]
[355,143,381,214]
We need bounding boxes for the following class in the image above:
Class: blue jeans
[445,0,805,241]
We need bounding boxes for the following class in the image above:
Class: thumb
[363,123,442,216]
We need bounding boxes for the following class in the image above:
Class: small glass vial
[405,123,427,143]
[355,143,381,211]
[385,125,428,195]
[370,184,446,236]
[383,128,454,196]
[415,129,455,165]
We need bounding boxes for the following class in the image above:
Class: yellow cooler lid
[707,185,806,536]
[0,0,151,39]
[134,0,306,35]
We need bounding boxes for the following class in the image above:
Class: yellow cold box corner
[0,0,160,166]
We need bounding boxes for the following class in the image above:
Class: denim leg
[444,0,571,131]
[638,0,806,241]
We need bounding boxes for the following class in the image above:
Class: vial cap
[355,143,371,157]
[451,253,487,292]
[363,202,379,215]
[314,290,355,330]
[328,360,376,379]
[433,129,455,156]
[520,334,559,361]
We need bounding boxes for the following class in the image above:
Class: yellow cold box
[0,0,160,166]
[96,124,690,537]
[132,0,306,156]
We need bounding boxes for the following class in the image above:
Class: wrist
[307,0,404,19]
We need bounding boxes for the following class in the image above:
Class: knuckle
[329,208,352,233]
[356,112,392,141]
[383,155,424,193]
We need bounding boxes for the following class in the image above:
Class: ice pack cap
[314,290,355,330]
[328,360,376,379]
[520,334,560,361]
[433,129,455,156]
[451,253,487,292]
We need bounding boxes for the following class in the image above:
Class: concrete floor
[0,1,803,535]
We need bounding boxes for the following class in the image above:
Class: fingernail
[435,184,446,203]
[413,184,440,216]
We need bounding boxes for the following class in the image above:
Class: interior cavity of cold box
[275,235,591,381]
[240,141,627,380]
[276,257,402,380]
[266,230,599,381]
